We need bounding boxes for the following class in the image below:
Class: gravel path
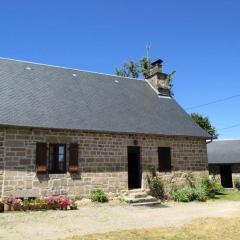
[0,200,240,240]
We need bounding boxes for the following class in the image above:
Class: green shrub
[34,198,46,206]
[148,177,165,200]
[146,167,165,200]
[214,182,225,193]
[90,189,108,203]
[171,185,208,202]
[170,175,216,203]
[171,186,195,202]
[234,179,240,190]
[194,186,208,202]
[200,176,224,197]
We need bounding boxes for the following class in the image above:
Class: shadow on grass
[210,190,240,201]
[209,192,227,200]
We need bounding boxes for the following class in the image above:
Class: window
[158,147,171,172]
[48,144,66,173]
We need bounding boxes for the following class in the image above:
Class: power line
[218,123,240,131]
[186,94,240,110]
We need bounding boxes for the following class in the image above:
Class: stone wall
[0,129,4,196]
[0,127,208,198]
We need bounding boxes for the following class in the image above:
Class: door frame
[220,164,233,188]
[127,146,142,189]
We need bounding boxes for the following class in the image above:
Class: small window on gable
[158,147,171,172]
[48,144,66,173]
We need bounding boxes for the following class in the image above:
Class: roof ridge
[0,56,142,82]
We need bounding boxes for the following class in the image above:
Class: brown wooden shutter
[36,142,47,173]
[69,143,79,173]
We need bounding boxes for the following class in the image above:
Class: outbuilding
[208,140,240,188]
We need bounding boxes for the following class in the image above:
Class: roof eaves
[0,123,210,139]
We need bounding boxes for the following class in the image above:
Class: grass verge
[66,217,240,240]
[213,190,240,201]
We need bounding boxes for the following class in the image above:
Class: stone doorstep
[123,195,158,203]
[128,192,148,198]
[131,201,160,207]
[121,188,145,195]
[127,188,145,192]
[121,188,160,206]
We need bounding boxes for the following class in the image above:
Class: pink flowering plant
[11,197,23,210]
[59,197,70,207]
[3,195,23,209]
[4,195,15,205]
[45,196,61,205]
[45,196,70,208]
[2,195,71,211]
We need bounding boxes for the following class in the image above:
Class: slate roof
[0,57,210,138]
[208,140,240,164]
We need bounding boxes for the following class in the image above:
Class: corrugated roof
[0,57,210,138]
[208,140,240,164]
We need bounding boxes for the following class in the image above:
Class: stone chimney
[146,59,171,96]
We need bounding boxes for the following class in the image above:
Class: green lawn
[66,218,240,240]
[64,191,240,240]
[214,190,240,201]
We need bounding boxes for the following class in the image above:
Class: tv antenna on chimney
[145,42,151,73]
[145,42,151,60]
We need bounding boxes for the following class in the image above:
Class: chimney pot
[146,59,171,97]
[148,59,163,77]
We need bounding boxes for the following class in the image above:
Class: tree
[115,57,175,96]
[115,60,139,78]
[190,113,218,138]
[140,57,151,79]
[116,57,151,79]
[125,61,139,78]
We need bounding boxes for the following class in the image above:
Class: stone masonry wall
[0,129,4,196]
[0,127,208,198]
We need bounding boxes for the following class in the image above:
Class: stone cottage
[208,140,240,188]
[0,57,210,198]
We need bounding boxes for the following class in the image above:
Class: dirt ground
[0,200,240,240]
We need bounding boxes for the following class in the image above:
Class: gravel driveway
[0,200,240,240]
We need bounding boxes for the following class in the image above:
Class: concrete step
[121,188,159,206]
[131,201,160,207]
[122,189,146,197]
[123,189,145,194]
[123,195,158,204]
[128,192,148,198]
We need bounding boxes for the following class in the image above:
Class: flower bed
[0,195,77,212]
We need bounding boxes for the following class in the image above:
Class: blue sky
[0,0,239,139]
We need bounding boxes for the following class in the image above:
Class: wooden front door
[220,165,233,188]
[128,146,141,189]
